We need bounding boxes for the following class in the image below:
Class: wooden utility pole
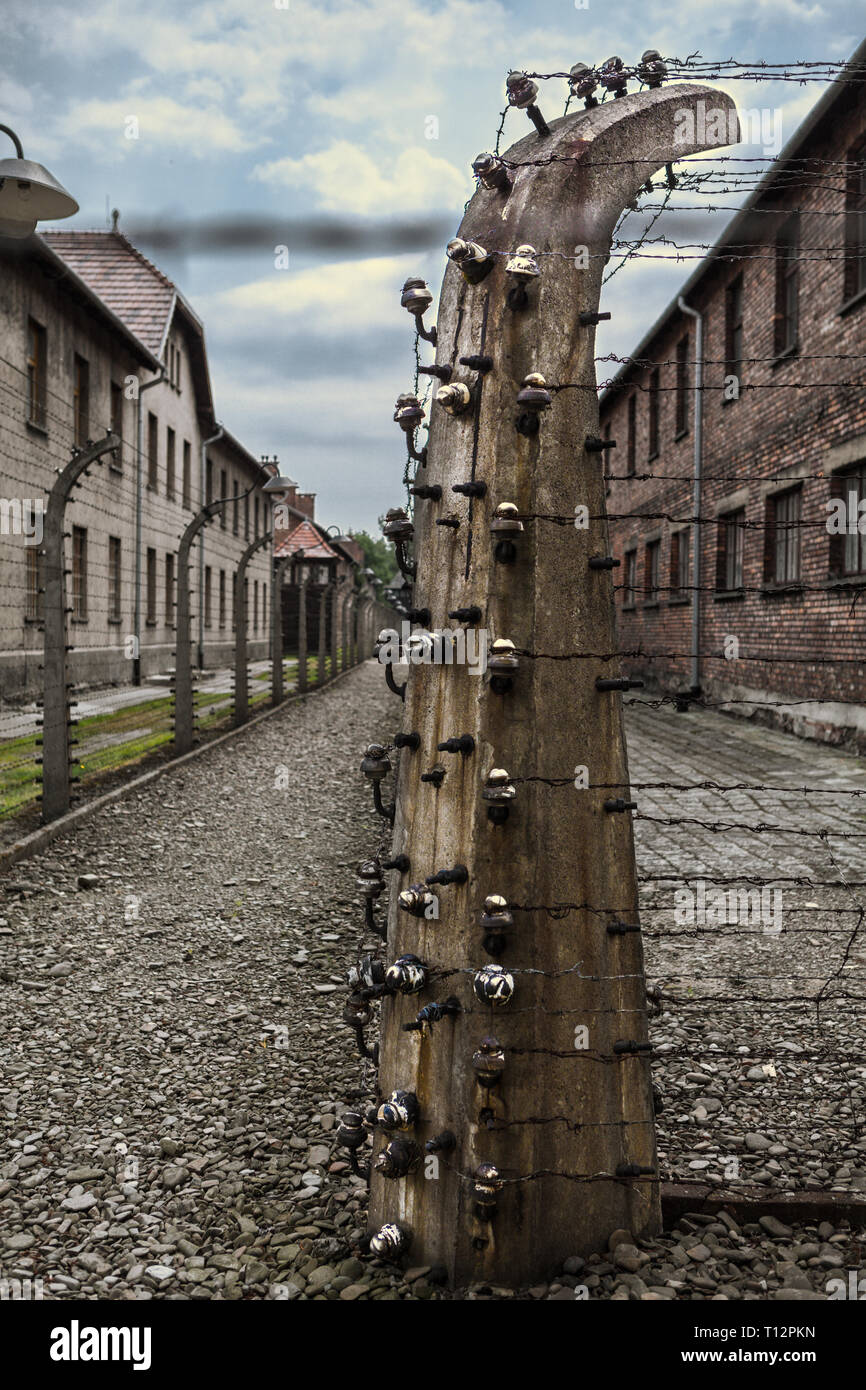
[368,80,738,1286]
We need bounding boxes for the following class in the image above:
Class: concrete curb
[0,662,362,875]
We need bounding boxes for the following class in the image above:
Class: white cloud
[197,254,432,333]
[252,141,471,216]
[64,95,254,156]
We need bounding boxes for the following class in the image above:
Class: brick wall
[601,77,866,750]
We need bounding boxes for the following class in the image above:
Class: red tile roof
[40,230,176,356]
[275,519,338,561]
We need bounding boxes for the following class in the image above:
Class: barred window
[72,526,88,619]
[774,214,799,357]
[670,529,691,598]
[645,538,660,601]
[844,137,866,302]
[648,368,660,458]
[108,536,122,620]
[716,509,746,591]
[27,319,46,429]
[675,334,689,436]
[765,487,801,584]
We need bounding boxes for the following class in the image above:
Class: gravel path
[0,664,863,1301]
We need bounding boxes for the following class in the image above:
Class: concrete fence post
[369,82,739,1285]
[174,501,222,755]
[317,584,328,686]
[40,432,120,823]
[272,556,289,706]
[233,530,271,728]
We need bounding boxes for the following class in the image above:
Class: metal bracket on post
[41,432,120,823]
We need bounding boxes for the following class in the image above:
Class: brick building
[602,38,866,750]
[0,227,308,698]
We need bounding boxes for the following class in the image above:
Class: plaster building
[0,226,304,698]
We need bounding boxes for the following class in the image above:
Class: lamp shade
[262,473,295,494]
[0,156,79,238]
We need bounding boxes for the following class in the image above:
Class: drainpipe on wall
[677,295,703,696]
[198,425,224,671]
[133,368,166,686]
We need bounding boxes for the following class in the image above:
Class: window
[108,536,122,620]
[626,395,636,475]
[244,492,250,539]
[844,138,866,302]
[716,509,746,592]
[73,355,89,447]
[670,529,690,598]
[182,440,192,509]
[830,464,866,576]
[219,468,227,528]
[146,547,157,624]
[147,412,158,489]
[110,381,123,468]
[623,549,637,607]
[262,583,267,631]
[774,214,799,357]
[205,456,214,506]
[165,552,175,624]
[644,539,660,602]
[648,367,660,458]
[765,487,801,584]
[253,580,259,632]
[675,334,689,436]
[166,427,176,499]
[254,496,260,537]
[72,526,88,620]
[724,275,744,392]
[219,569,226,628]
[26,539,44,621]
[204,566,212,628]
[169,341,182,393]
[232,481,239,535]
[27,319,46,428]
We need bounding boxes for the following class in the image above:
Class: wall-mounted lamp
[0,124,79,238]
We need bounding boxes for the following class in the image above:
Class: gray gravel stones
[0,668,863,1302]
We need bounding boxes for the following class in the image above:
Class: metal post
[370,83,739,1286]
[41,433,119,822]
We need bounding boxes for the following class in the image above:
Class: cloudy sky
[3,0,861,532]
